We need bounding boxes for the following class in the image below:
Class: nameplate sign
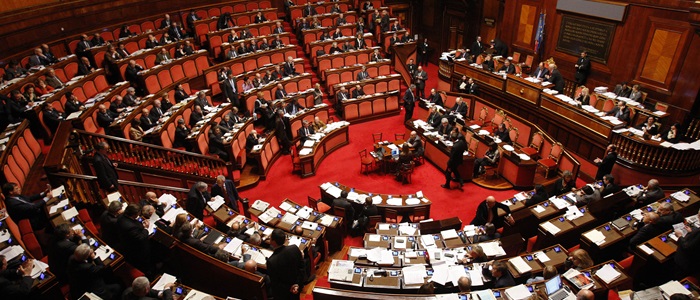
[556,14,616,64]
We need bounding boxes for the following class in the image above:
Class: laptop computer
[391,148,400,160]
[545,275,576,300]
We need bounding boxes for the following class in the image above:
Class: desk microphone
[374,269,387,276]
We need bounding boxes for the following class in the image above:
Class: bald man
[140,191,165,217]
[629,212,663,248]
[576,289,594,300]
[458,276,471,292]
[471,196,514,228]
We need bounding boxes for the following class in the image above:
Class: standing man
[413,66,427,98]
[442,134,467,190]
[418,38,429,66]
[222,70,240,109]
[470,36,484,58]
[574,51,591,85]
[593,144,617,181]
[403,84,416,122]
[276,110,292,155]
[545,64,564,93]
[267,229,306,300]
[93,142,119,192]
[186,182,211,220]
[211,175,240,212]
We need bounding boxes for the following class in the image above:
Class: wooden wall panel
[635,18,692,92]
[515,4,537,49]
[0,0,58,13]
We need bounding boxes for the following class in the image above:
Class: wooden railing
[612,132,700,172]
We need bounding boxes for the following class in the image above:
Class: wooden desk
[456,62,506,91]
[319,182,432,218]
[0,55,77,97]
[540,93,623,139]
[580,260,632,297]
[505,74,543,105]
[501,244,569,280]
[308,33,374,62]
[537,206,597,249]
[341,90,401,123]
[299,123,350,177]
[405,119,474,182]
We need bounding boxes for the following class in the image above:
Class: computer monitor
[391,148,400,157]
[545,275,562,295]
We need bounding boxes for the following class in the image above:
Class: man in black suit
[1,182,51,230]
[77,56,95,76]
[574,51,591,85]
[490,38,508,57]
[117,204,151,271]
[275,110,292,155]
[499,59,515,74]
[283,56,298,77]
[471,196,514,228]
[436,118,452,137]
[67,244,122,300]
[303,2,317,17]
[450,96,468,119]
[656,202,682,230]
[413,66,427,98]
[407,131,424,157]
[531,62,549,80]
[145,35,160,49]
[354,33,366,49]
[470,36,484,58]
[91,32,106,47]
[169,22,185,41]
[160,14,172,29]
[426,107,442,128]
[48,223,89,282]
[186,182,211,220]
[336,86,350,111]
[267,229,306,300]
[96,104,116,131]
[297,121,315,145]
[629,212,664,248]
[0,254,34,297]
[93,141,119,192]
[599,174,620,197]
[613,82,632,98]
[211,175,240,212]
[246,130,260,153]
[75,34,93,59]
[150,98,170,120]
[139,108,156,131]
[403,84,416,122]
[122,276,174,300]
[125,60,144,90]
[442,134,467,190]
[41,102,63,134]
[673,209,700,277]
[379,10,390,33]
[273,22,285,34]
[427,89,443,107]
[208,126,229,160]
[186,10,200,34]
[545,64,564,93]
[351,84,365,99]
[465,78,479,96]
[605,101,631,124]
[636,179,664,207]
[593,144,617,181]
[275,83,288,100]
[417,38,429,66]
[28,48,51,67]
[100,200,123,248]
[285,99,304,115]
[356,66,370,81]
[271,36,284,49]
[173,119,191,150]
[482,261,516,288]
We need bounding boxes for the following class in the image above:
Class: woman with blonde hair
[568,249,594,270]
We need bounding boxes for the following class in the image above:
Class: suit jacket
[160,19,172,29]
[285,102,303,115]
[78,62,93,76]
[448,138,467,167]
[354,38,366,49]
[657,212,682,231]
[356,71,370,81]
[595,152,617,180]
[155,52,172,64]
[93,152,118,190]
[427,112,442,128]
[428,93,443,106]
[273,26,285,34]
[554,178,576,196]
[97,111,114,129]
[675,228,700,274]
[630,223,665,247]
[189,111,203,127]
[29,54,50,67]
[66,257,112,299]
[575,189,601,207]
[186,187,210,220]
[145,39,159,49]
[548,69,564,93]
[117,215,151,265]
[499,64,515,74]
[481,60,494,72]
[470,41,484,57]
[275,89,288,100]
[403,89,415,108]
[413,71,427,87]
[351,89,364,99]
[531,66,549,79]
[303,6,318,17]
[606,106,630,124]
[408,136,423,155]
[451,102,468,117]
[45,76,64,89]
[482,268,516,288]
[600,183,620,197]
[174,126,190,149]
[140,116,156,131]
[637,187,665,206]
[49,236,87,281]
[168,26,184,40]
[181,235,218,255]
[297,126,315,144]
[0,269,33,298]
[211,179,240,210]
[125,65,143,84]
[471,200,511,228]
[267,245,306,300]
[43,109,63,132]
[222,78,239,104]
[467,82,479,95]
[336,91,350,102]
[5,194,46,229]
[99,211,120,248]
[575,57,591,82]
[436,124,452,136]
[283,62,296,76]
[246,134,259,152]
[629,90,642,101]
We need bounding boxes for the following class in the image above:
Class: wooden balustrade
[612,132,700,173]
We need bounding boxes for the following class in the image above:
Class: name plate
[556,14,616,64]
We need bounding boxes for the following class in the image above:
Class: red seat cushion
[317,202,331,213]
[539,158,556,167]
[521,147,538,156]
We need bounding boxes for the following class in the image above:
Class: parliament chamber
[1,0,700,299]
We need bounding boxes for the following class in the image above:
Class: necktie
[305,128,308,135]
[230,79,236,93]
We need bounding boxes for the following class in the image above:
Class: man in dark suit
[356,66,370,81]
[418,38,430,66]
[442,134,467,190]
[406,59,417,78]
[246,130,260,153]
[471,196,514,228]
[499,59,516,74]
[613,82,632,98]
[450,97,468,119]
[169,22,185,41]
[283,57,298,76]
[656,202,682,230]
[145,35,160,49]
[574,185,601,207]
[673,209,700,277]
[436,118,452,137]
[41,103,63,134]
[77,56,95,76]
[100,200,123,248]
[273,22,285,34]
[403,84,416,122]
[117,204,151,271]
[593,144,617,181]
[466,78,479,95]
[48,223,89,282]
[208,126,229,160]
[267,229,306,300]
[1,182,50,230]
[186,182,210,220]
[470,36,484,58]
[636,179,664,207]
[574,51,591,85]
[174,119,191,151]
[336,86,350,109]
[605,101,631,124]
[303,2,317,17]
[482,261,516,288]
[67,244,122,300]
[427,107,442,128]
[285,100,304,115]
[407,131,424,157]
[91,32,106,47]
[124,60,144,89]
[275,110,292,154]
[160,14,172,29]
[531,62,549,79]
[297,121,315,145]
[427,89,443,107]
[28,48,51,67]
[211,175,240,212]
[354,33,366,49]
[599,174,620,197]
[413,66,427,98]
[275,83,288,100]
[545,64,564,93]
[122,276,174,300]
[185,10,200,34]
[93,141,119,192]
[379,10,390,33]
[490,38,508,57]
[351,84,365,99]
[629,212,664,248]
[0,254,34,297]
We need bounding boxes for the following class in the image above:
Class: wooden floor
[238,164,261,191]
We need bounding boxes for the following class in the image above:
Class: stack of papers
[207,196,225,211]
[481,241,506,257]
[372,195,383,204]
[563,268,594,289]
[420,235,436,248]
[328,260,354,282]
[509,256,532,273]
[61,207,79,221]
[153,273,178,291]
[659,280,692,298]
[534,251,550,263]
[280,213,299,225]
[319,215,334,226]
[595,264,621,284]
[505,284,533,300]
[583,230,606,245]
[671,191,690,202]
[441,229,459,240]
[386,197,402,206]
[251,200,270,212]
[49,199,70,214]
[366,248,394,265]
[403,264,427,285]
[541,221,561,235]
[223,238,244,254]
[399,224,418,236]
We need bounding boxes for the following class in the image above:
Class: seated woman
[395,144,413,181]
[34,78,54,95]
[473,143,500,177]
[460,245,488,264]
[566,249,594,270]
[553,170,576,195]
[241,76,255,92]
[636,116,659,136]
[656,123,680,143]
[574,87,590,106]
[312,116,326,132]
[128,119,145,142]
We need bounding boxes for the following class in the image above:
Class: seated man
[575,185,601,207]
[656,202,683,230]
[426,106,442,128]
[48,223,89,282]
[482,261,516,288]
[605,101,631,124]
[599,174,620,197]
[67,244,122,300]
[436,118,452,138]
[297,120,315,145]
[332,191,355,228]
[636,179,664,207]
[406,131,424,158]
[473,223,501,243]
[176,222,219,255]
[471,196,514,228]
[2,182,51,230]
[629,212,663,248]
[351,84,365,98]
[449,97,468,120]
[122,276,174,300]
[474,143,499,178]
[0,254,34,297]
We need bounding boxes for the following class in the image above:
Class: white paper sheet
[153,273,178,291]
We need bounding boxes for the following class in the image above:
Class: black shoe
[441,184,450,189]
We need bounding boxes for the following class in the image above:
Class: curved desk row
[341,90,400,123]
[299,122,350,177]
[319,181,432,218]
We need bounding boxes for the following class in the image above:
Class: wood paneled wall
[494,0,700,125]
[0,0,58,13]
